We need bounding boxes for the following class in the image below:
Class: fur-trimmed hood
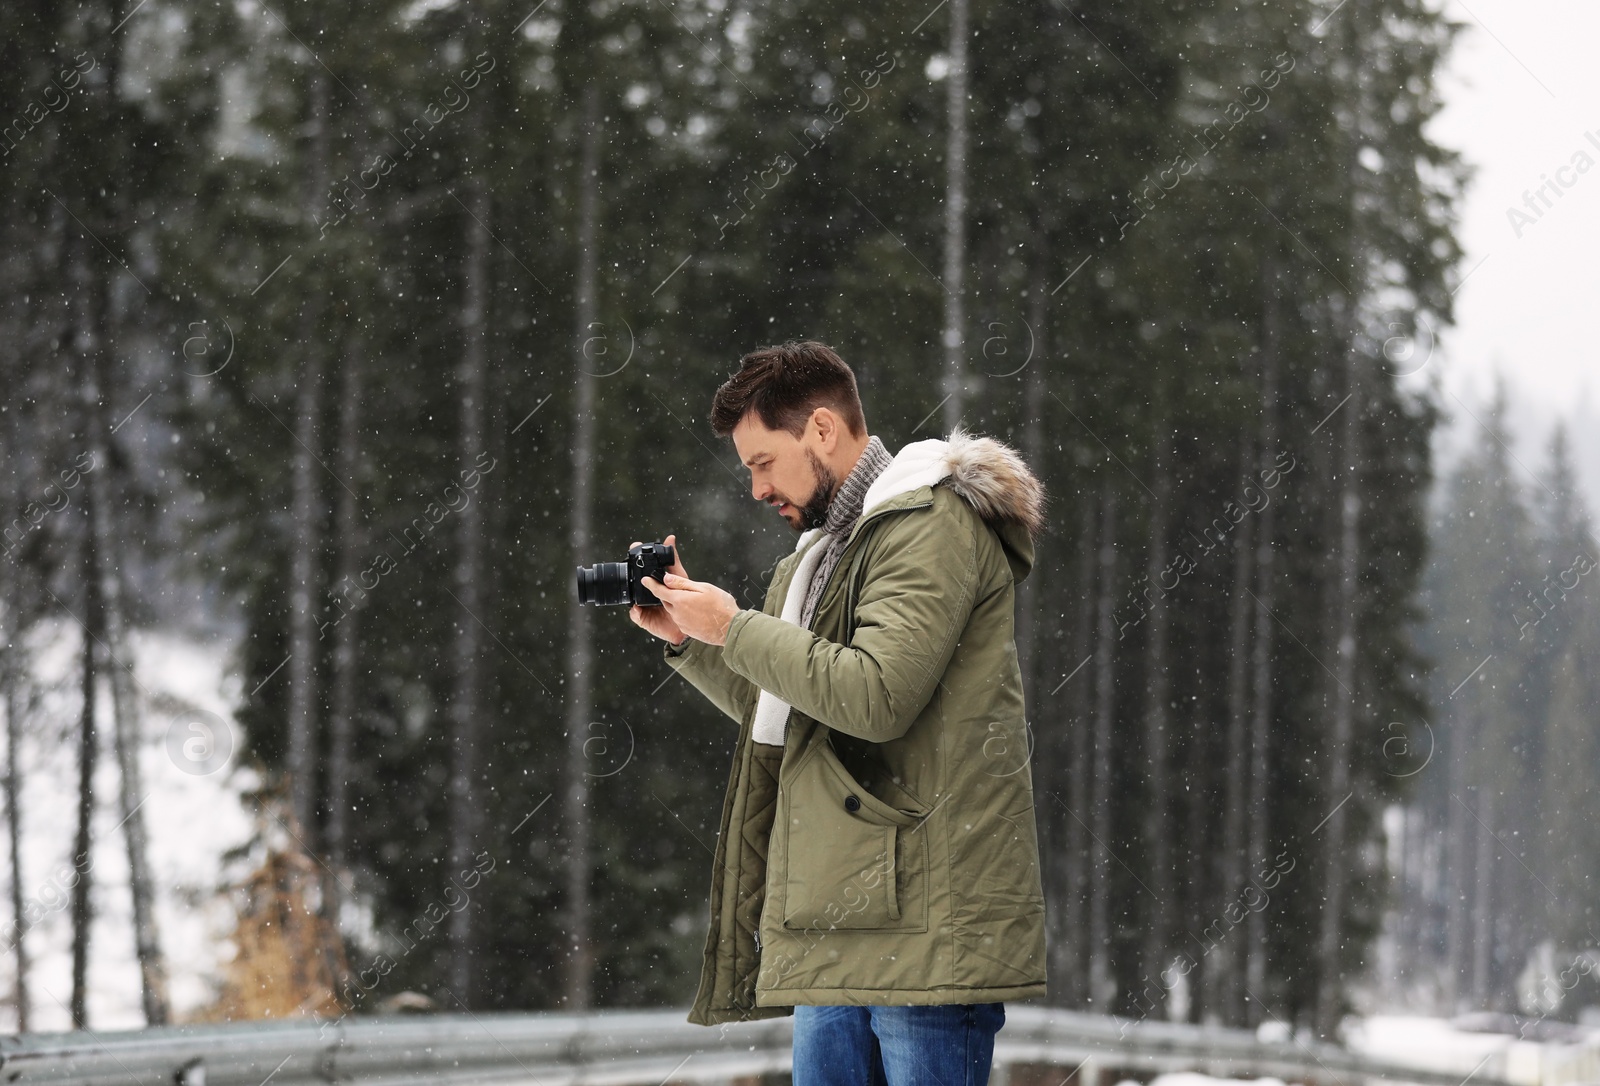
[787,426,1048,583]
[864,424,1046,582]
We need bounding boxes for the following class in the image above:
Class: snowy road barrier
[0,1006,1549,1086]
[0,1010,793,1085]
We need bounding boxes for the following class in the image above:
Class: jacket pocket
[779,734,929,933]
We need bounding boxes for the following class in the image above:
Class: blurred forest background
[1,0,1597,1041]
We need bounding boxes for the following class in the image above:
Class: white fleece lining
[749,526,826,746]
[747,438,957,748]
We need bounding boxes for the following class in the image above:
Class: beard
[793,448,838,533]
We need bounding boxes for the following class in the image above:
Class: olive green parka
[664,427,1049,1025]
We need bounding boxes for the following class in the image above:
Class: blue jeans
[790,1003,1006,1086]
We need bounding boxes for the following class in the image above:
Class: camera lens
[576,562,631,606]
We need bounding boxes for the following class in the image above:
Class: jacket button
[844,795,861,813]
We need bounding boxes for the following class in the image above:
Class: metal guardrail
[0,1006,1532,1086]
[993,1007,1524,1086]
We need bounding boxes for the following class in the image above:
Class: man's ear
[811,407,836,451]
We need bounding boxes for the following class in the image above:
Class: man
[629,341,1048,1085]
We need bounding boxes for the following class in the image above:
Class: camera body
[576,542,676,607]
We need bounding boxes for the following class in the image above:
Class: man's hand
[635,534,742,647]
[629,533,690,645]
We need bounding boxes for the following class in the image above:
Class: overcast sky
[1423,0,1600,517]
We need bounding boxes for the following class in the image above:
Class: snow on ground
[1126,1017,1600,1086]
[1346,1015,1556,1086]
[0,619,255,1032]
[1139,1075,1286,1086]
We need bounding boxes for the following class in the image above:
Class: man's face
[732,412,839,533]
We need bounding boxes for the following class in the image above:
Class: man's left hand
[640,572,743,647]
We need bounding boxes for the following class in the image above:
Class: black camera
[576,542,676,607]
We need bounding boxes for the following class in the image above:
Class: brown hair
[710,340,867,440]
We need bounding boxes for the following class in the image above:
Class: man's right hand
[629,532,690,645]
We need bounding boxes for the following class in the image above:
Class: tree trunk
[1015,232,1047,723]
[1181,516,1215,1025]
[939,0,970,433]
[1445,708,1472,1011]
[1089,483,1118,1009]
[1470,787,1493,1006]
[448,164,491,1004]
[73,212,171,1023]
[1139,394,1175,1012]
[1,637,25,1035]
[1211,437,1255,1025]
[1386,804,1409,1007]
[70,523,99,1030]
[1315,8,1371,1030]
[1,401,29,1033]
[1063,493,1096,1007]
[326,332,364,909]
[1314,351,1362,1038]
[561,80,603,1010]
[1017,235,1055,998]
[1245,260,1282,1024]
[96,460,169,1027]
[286,65,330,840]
